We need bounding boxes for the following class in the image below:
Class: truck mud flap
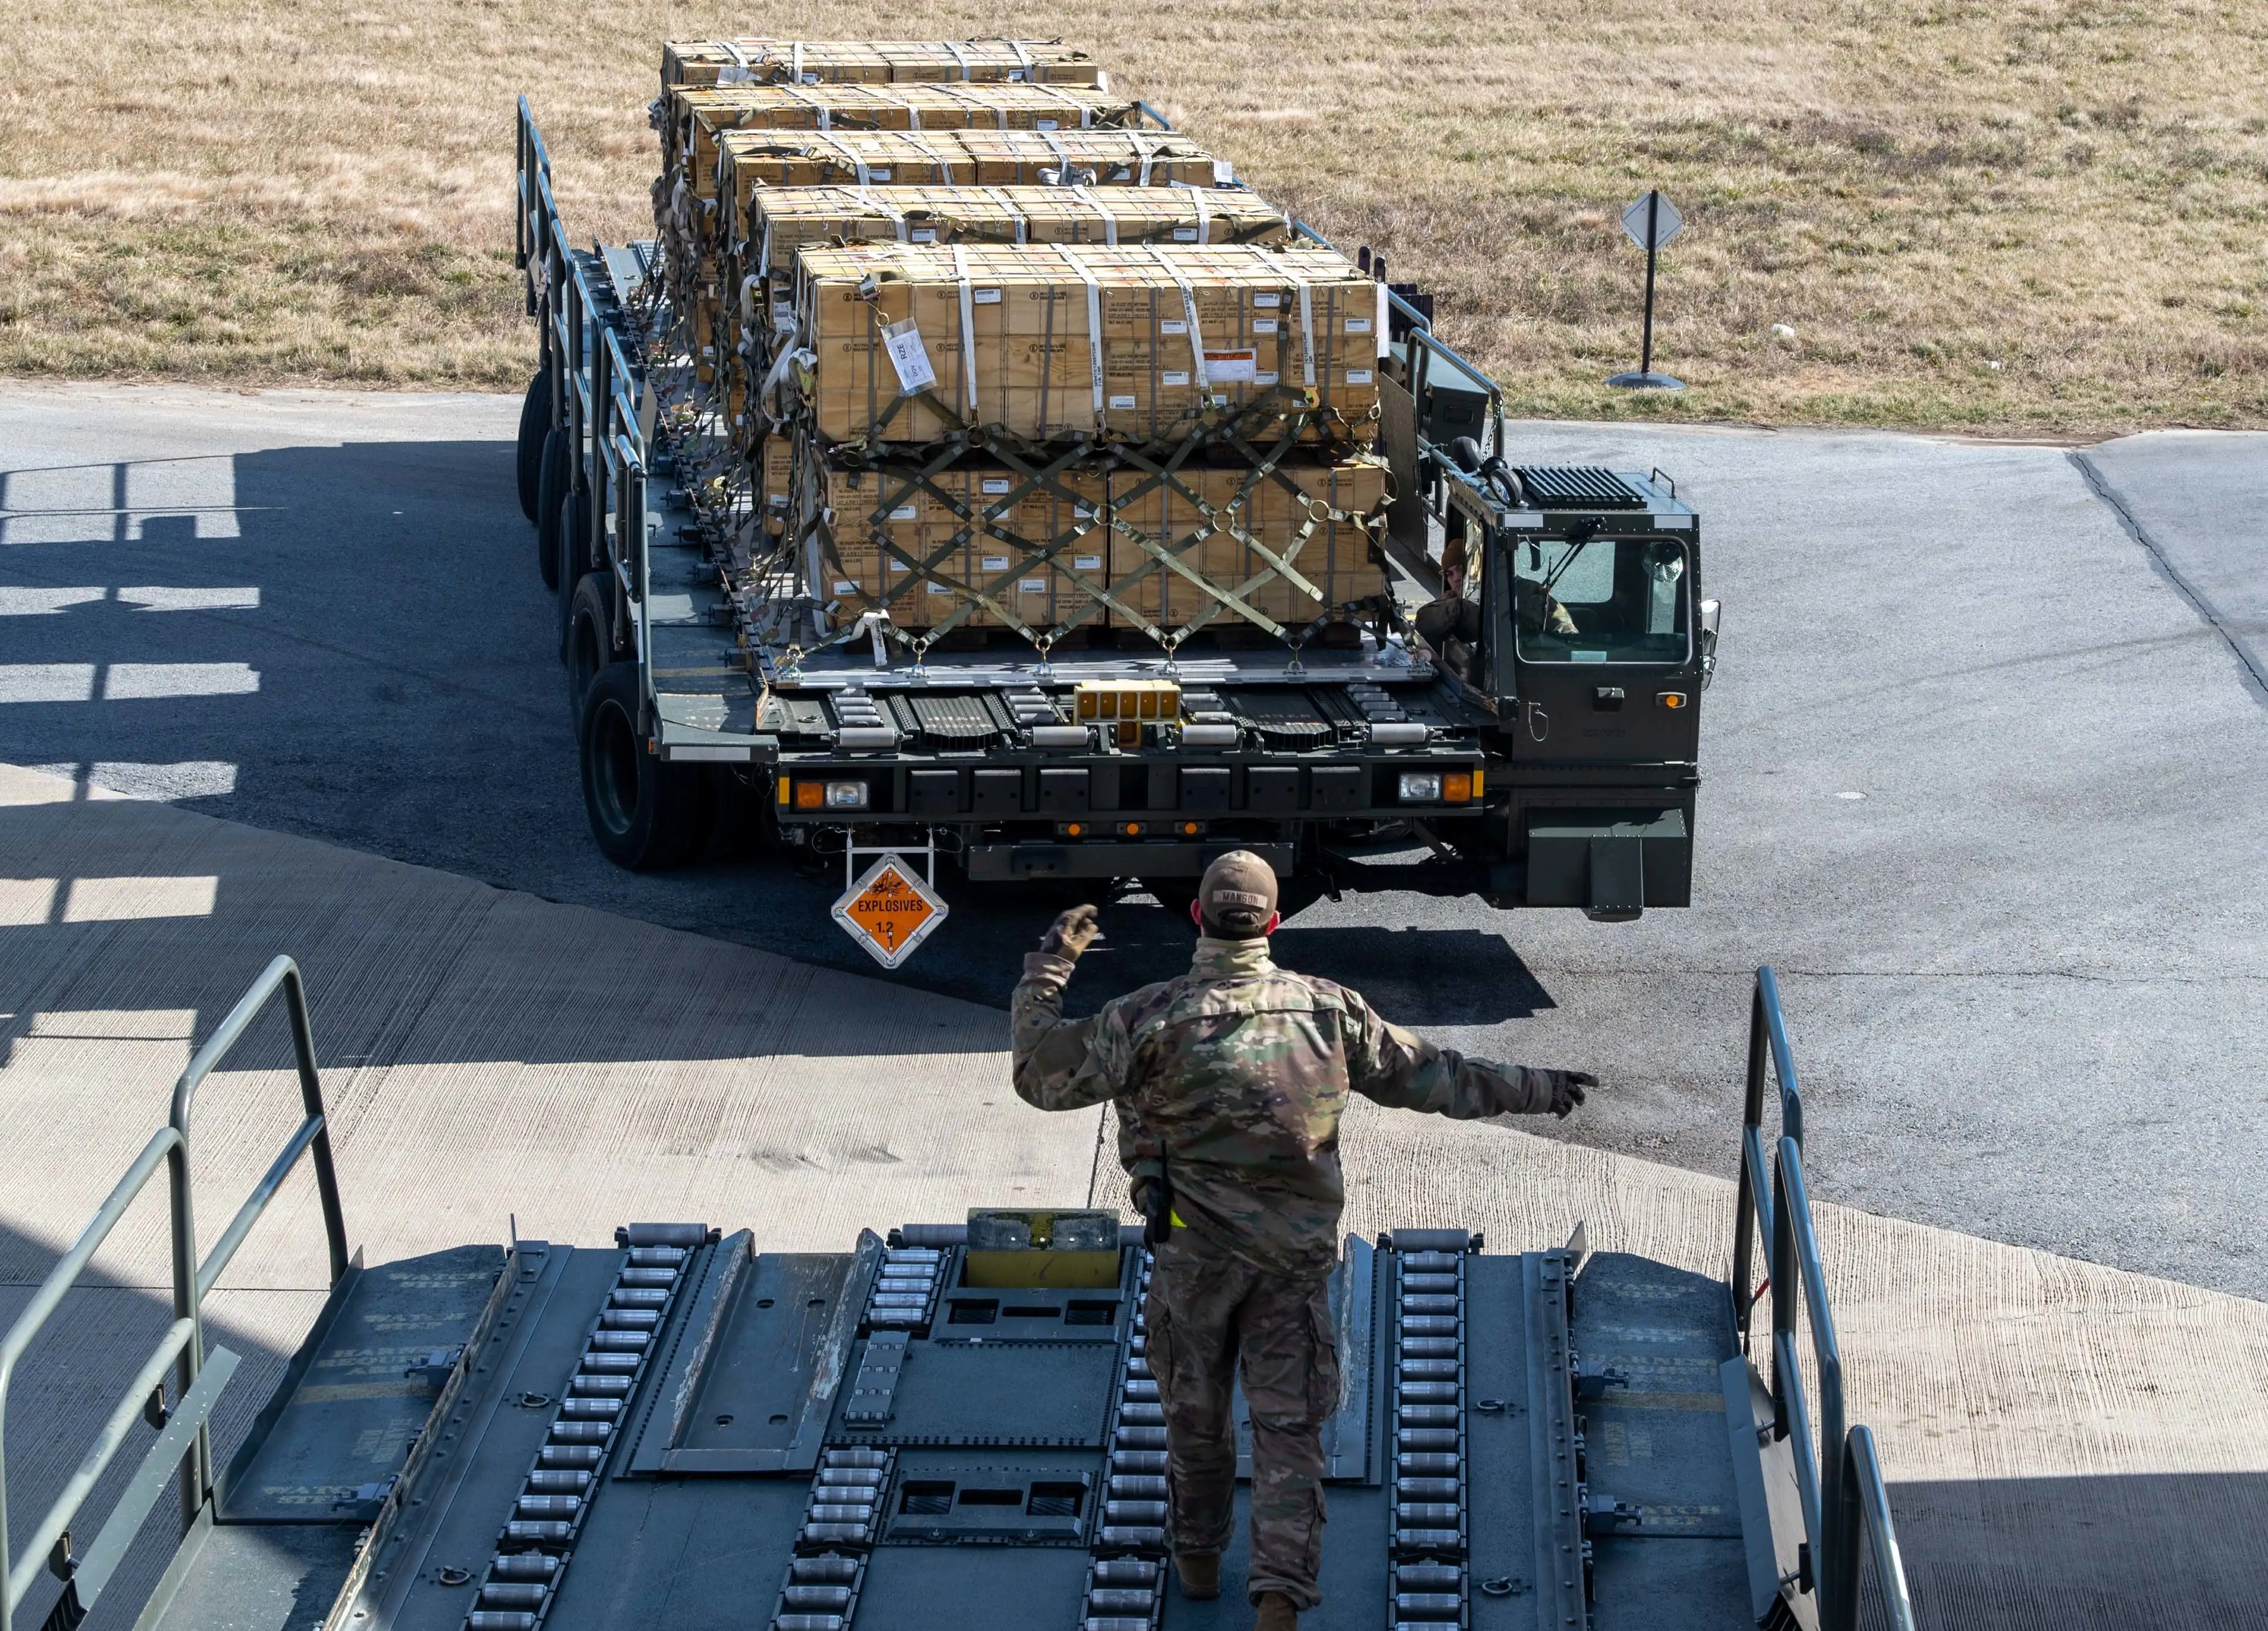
[965,841,1296,882]
[1524,809,1690,913]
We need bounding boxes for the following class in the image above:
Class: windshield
[1513,535,1690,664]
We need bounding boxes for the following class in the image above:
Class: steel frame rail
[1729,966,1916,1631]
[0,956,351,1631]
[517,96,653,728]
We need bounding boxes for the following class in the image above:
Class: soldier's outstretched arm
[1344,989,1594,1119]
[1011,907,1128,1111]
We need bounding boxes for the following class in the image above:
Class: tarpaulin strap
[986,186,1030,243]
[819,133,871,186]
[1149,246,1210,393]
[953,244,981,417]
[1071,186,1118,246]
[942,39,971,79]
[1059,246,1107,427]
[905,133,954,180]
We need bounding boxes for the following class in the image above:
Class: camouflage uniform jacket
[1012,937,1561,1278]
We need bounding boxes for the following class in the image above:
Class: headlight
[1397,771,1443,803]
[824,780,869,810]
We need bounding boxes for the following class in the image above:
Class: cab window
[1513,536,1690,664]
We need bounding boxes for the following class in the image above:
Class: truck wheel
[516,367,550,522]
[556,486,593,651]
[565,571,620,722]
[535,428,568,591]
[580,662,697,870]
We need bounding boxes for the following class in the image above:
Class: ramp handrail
[1730,967,1915,1631]
[0,955,351,1631]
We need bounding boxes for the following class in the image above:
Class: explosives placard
[833,854,948,968]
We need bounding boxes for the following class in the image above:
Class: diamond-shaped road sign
[833,854,949,969]
[1621,190,1684,252]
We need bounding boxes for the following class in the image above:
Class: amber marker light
[793,781,824,809]
[1122,821,1144,836]
[776,776,792,806]
[1443,771,1474,804]
[1658,691,1689,709]
[1065,822,1085,837]
[1181,821,1201,836]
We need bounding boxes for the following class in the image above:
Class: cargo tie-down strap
[1069,186,1121,246]
[983,186,1032,243]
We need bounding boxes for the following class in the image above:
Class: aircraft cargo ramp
[6,959,1900,1631]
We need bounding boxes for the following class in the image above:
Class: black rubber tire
[516,367,550,522]
[535,427,569,591]
[556,486,593,649]
[565,571,620,723]
[579,662,699,871]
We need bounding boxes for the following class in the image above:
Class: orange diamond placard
[832,854,949,969]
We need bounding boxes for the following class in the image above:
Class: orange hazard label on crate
[832,856,948,969]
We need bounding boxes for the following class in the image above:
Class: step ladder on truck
[1,965,1910,1631]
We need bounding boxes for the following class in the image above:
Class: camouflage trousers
[1144,1226,1340,1610]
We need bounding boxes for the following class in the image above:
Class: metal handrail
[0,955,351,1631]
[1728,968,1913,1631]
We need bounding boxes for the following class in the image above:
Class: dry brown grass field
[2,1,2264,433]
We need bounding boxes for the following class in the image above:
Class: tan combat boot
[1255,1592,1299,1630]
[1174,1552,1220,1600]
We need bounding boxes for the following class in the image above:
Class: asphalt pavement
[3,382,2263,1297]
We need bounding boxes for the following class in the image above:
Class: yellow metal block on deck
[963,1207,1123,1288]
[1074,679,1181,722]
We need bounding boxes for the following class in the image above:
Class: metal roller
[488,1554,558,1582]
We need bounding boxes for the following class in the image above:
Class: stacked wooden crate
[657,36,1393,649]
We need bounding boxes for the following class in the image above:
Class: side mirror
[1698,598,1722,688]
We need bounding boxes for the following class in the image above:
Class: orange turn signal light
[1658,691,1688,710]
[793,781,824,809]
[1443,771,1473,804]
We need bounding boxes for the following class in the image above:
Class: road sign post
[1608,189,1685,392]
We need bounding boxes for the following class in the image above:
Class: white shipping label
[1075,505,1097,519]
[881,318,937,394]
[981,555,1011,571]
[1253,318,1279,334]
[974,287,1003,304]
[1205,349,1258,383]
[833,580,857,594]
[1346,368,1374,386]
[889,561,912,573]
[1346,317,1373,334]
[1019,578,1047,593]
[1162,370,1191,387]
[1074,554,1103,570]
[800,72,819,84]
[868,166,892,180]
[1174,227,1198,241]
[927,581,952,595]
[772,301,796,327]
[910,228,937,243]
[890,505,919,521]
[1212,160,1235,183]
[1036,118,1059,130]
[1254,292,1281,308]
[1109,393,1138,410]
[1255,371,1280,386]
[981,478,1013,494]
[1160,320,1187,335]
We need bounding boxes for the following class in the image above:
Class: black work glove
[1130,1176,1172,1247]
[1550,1071,1597,1119]
[1040,903,1103,961]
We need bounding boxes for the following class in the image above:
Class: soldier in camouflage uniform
[1012,853,1595,1629]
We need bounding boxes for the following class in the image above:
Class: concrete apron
[1,760,2262,1628]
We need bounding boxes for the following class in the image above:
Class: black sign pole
[1639,190,1660,379]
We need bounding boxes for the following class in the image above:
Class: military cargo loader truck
[511,52,1720,966]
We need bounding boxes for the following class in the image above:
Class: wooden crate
[1108,458,1389,631]
[664,39,1108,91]
[719,129,1224,205]
[812,461,1109,631]
[674,84,1146,203]
[734,184,1290,278]
[793,243,1384,449]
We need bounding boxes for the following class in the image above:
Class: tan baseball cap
[1199,850,1279,935]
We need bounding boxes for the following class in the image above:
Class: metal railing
[0,956,351,1631]
[1731,967,1916,1631]
[517,98,652,723]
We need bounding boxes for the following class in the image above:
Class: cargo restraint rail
[1731,967,1916,1631]
[0,955,352,1631]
